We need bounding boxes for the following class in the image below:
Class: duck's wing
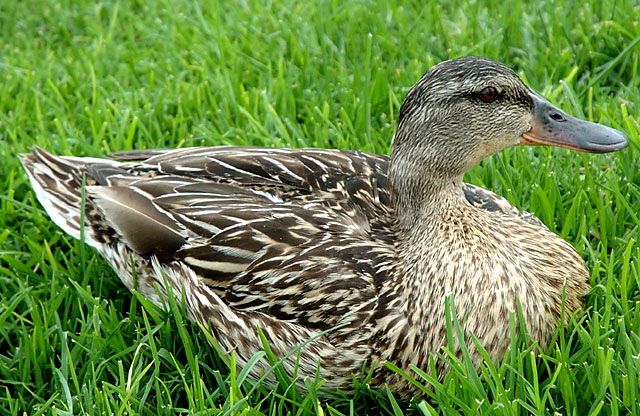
[25,147,397,332]
[462,183,546,227]
[122,148,398,330]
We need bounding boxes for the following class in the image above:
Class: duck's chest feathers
[375,205,588,369]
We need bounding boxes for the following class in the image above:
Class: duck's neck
[386,157,474,317]
[377,162,474,359]
[389,163,467,235]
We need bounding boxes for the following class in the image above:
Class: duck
[21,56,628,399]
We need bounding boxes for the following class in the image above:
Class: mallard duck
[21,56,627,398]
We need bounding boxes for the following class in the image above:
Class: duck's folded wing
[102,147,397,329]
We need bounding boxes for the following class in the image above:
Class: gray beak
[520,93,628,153]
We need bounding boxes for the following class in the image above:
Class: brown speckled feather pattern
[20,145,588,398]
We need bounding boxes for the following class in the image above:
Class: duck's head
[390,56,628,188]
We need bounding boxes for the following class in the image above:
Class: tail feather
[20,147,104,246]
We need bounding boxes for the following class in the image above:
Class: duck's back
[104,146,397,305]
[22,147,409,386]
[24,146,397,294]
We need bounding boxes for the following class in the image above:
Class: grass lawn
[1,0,639,414]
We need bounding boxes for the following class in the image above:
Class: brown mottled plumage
[20,57,627,399]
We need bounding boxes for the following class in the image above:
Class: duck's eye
[478,86,500,103]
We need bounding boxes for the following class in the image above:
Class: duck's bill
[519,93,628,153]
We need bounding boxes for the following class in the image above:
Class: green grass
[1,0,639,414]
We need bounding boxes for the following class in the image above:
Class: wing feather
[90,186,186,255]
